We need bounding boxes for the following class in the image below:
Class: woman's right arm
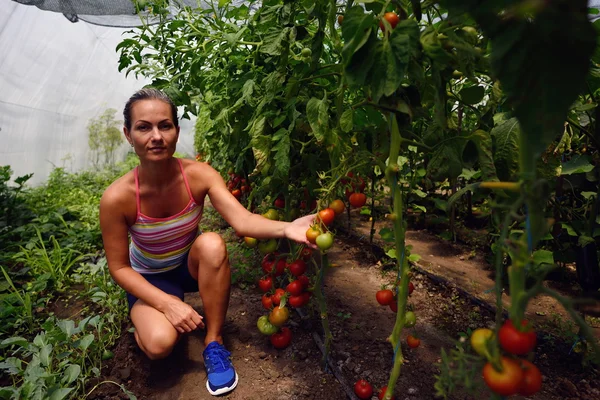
[99,185,202,332]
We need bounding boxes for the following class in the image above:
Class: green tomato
[315,232,334,251]
[244,237,258,248]
[404,311,417,328]
[258,238,278,255]
[262,208,280,221]
[470,328,494,358]
[301,48,312,57]
[257,315,278,335]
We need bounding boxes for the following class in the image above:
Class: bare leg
[130,296,181,360]
[187,232,231,346]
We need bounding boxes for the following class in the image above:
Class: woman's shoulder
[100,170,136,208]
[180,158,220,178]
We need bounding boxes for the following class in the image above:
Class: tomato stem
[313,252,332,367]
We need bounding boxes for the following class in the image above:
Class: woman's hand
[284,213,318,248]
[162,298,205,333]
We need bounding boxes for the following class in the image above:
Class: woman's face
[124,99,179,161]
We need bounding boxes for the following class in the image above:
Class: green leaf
[40,344,52,367]
[341,6,376,65]
[340,109,353,133]
[427,141,464,182]
[58,320,76,337]
[379,227,395,242]
[561,155,595,175]
[306,97,329,142]
[532,249,554,266]
[1,337,28,348]
[260,27,290,56]
[61,364,80,385]
[581,191,597,200]
[272,129,291,180]
[491,118,520,181]
[48,388,74,400]
[470,129,499,182]
[408,253,421,263]
[386,249,397,259]
[458,86,485,105]
[78,334,95,351]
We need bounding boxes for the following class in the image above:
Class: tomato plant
[317,208,335,226]
[306,226,321,244]
[376,289,394,306]
[270,327,292,349]
[406,335,420,349]
[482,356,524,397]
[261,294,273,310]
[258,276,273,293]
[288,259,307,277]
[316,232,334,251]
[498,319,536,355]
[329,199,345,215]
[354,379,373,400]
[349,192,367,208]
[269,306,290,327]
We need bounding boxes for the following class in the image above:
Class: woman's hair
[123,88,179,130]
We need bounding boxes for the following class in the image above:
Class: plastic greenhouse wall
[0,2,197,186]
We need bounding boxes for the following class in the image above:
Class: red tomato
[329,199,345,215]
[300,247,313,261]
[306,226,322,244]
[498,319,537,355]
[288,294,306,308]
[261,294,273,310]
[231,188,242,199]
[377,386,396,400]
[349,192,367,208]
[288,259,307,277]
[272,288,286,306]
[274,258,287,277]
[241,184,250,193]
[261,256,275,274]
[519,359,542,396]
[354,379,373,400]
[407,335,421,348]
[482,356,524,397]
[389,300,398,313]
[258,276,273,292]
[297,275,310,289]
[379,12,400,31]
[318,208,335,226]
[270,327,292,349]
[286,280,304,296]
[274,196,285,208]
[408,282,415,295]
[376,289,394,306]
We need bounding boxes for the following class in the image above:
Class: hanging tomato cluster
[470,320,541,397]
[306,199,346,251]
[342,172,367,209]
[226,170,250,201]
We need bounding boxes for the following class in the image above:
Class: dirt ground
[90,209,600,400]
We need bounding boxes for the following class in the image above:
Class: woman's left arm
[198,164,316,245]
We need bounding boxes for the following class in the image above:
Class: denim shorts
[126,264,199,310]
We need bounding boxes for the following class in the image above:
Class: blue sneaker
[203,341,238,396]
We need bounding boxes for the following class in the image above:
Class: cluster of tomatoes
[254,246,314,349]
[375,281,420,349]
[226,171,250,200]
[471,319,541,397]
[354,379,398,400]
[305,201,344,251]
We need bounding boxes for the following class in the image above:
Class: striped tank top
[129,158,202,274]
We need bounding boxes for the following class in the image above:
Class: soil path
[93,210,600,400]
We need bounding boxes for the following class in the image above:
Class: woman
[99,88,315,396]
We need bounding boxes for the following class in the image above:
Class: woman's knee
[139,328,178,360]
[191,232,228,265]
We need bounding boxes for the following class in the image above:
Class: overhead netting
[1,1,208,185]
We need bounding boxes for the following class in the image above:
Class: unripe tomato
[257,315,278,335]
[301,48,312,58]
[269,306,290,327]
[379,12,400,31]
[316,232,334,251]
[376,289,394,306]
[482,356,524,397]
[470,328,494,357]
[261,294,273,310]
[404,311,416,327]
[318,208,336,226]
[353,379,373,399]
[407,335,421,348]
[270,327,292,349]
[498,319,536,355]
[349,192,367,208]
[262,208,279,221]
[258,238,278,255]
[306,226,321,244]
[329,199,345,215]
[519,359,542,396]
[244,236,258,248]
